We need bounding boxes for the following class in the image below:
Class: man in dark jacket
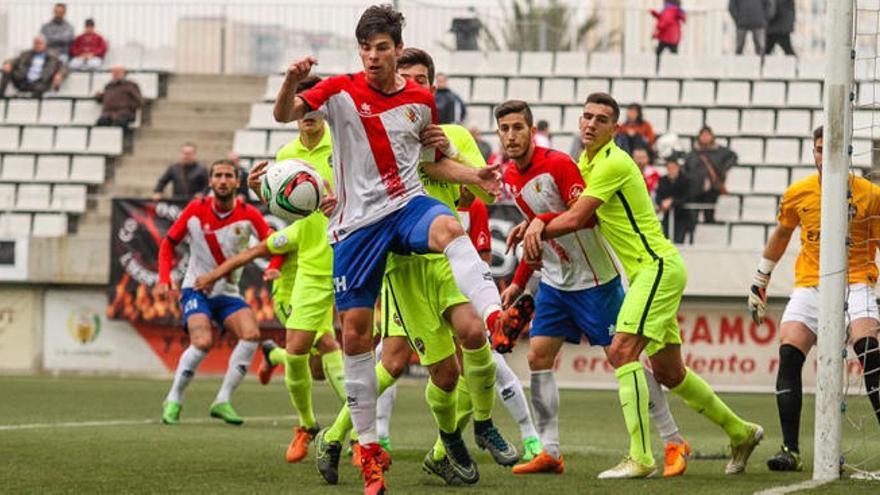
[40,3,75,61]
[153,143,208,200]
[96,65,143,129]
[656,157,694,244]
[766,0,795,55]
[0,36,66,98]
[434,73,467,124]
[729,0,774,55]
[683,126,737,223]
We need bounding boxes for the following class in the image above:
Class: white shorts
[781,283,879,333]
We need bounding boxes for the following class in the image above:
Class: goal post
[814,0,854,482]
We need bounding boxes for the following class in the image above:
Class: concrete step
[170,74,266,85]
[167,84,264,103]
[131,141,234,158]
[150,100,252,116]
[135,128,235,142]
[144,115,246,132]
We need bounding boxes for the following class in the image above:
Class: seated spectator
[535,119,552,148]
[656,156,694,244]
[226,151,250,200]
[683,126,737,223]
[469,126,492,162]
[0,36,66,98]
[95,65,142,129]
[435,73,467,124]
[41,3,75,61]
[152,143,208,200]
[69,19,108,70]
[632,146,660,197]
[615,103,655,155]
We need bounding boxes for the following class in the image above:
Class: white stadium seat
[31,213,67,237]
[852,110,876,139]
[53,72,91,98]
[466,105,492,132]
[20,127,54,152]
[264,74,284,101]
[800,139,817,164]
[315,49,358,74]
[787,81,822,107]
[520,52,554,77]
[248,103,294,130]
[724,55,762,79]
[576,79,609,99]
[128,72,159,100]
[104,44,143,69]
[741,109,775,135]
[5,100,39,125]
[715,81,750,107]
[705,109,739,136]
[764,138,801,165]
[587,53,621,78]
[541,78,575,104]
[645,80,679,106]
[506,78,540,101]
[690,55,726,79]
[471,78,506,103]
[0,213,32,238]
[713,195,741,223]
[2,154,35,182]
[562,106,583,132]
[642,107,668,134]
[797,56,825,80]
[762,55,798,79]
[54,127,88,153]
[72,100,102,125]
[485,52,519,77]
[623,53,655,78]
[69,156,105,184]
[552,134,574,156]
[657,54,693,79]
[680,81,715,106]
[0,184,15,210]
[724,167,752,194]
[88,127,123,155]
[858,82,880,107]
[730,224,766,246]
[752,168,789,195]
[447,51,485,76]
[777,109,812,137]
[853,139,873,167]
[554,52,589,77]
[142,47,174,71]
[51,184,87,213]
[38,99,72,125]
[610,79,644,105]
[15,184,51,211]
[447,77,472,101]
[741,196,778,223]
[531,106,563,132]
[268,131,297,156]
[693,224,729,246]
[729,137,764,164]
[90,71,112,94]
[752,81,786,107]
[35,155,70,183]
[668,108,703,135]
[234,130,266,157]
[790,167,816,183]
[0,127,21,152]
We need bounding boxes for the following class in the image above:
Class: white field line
[753,478,835,495]
[0,415,297,431]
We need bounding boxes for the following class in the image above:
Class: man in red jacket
[69,19,107,70]
[651,1,686,71]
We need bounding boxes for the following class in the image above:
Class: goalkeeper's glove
[748,258,776,325]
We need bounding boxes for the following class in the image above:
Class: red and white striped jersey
[299,72,439,243]
[458,198,491,253]
[503,147,620,290]
[158,197,272,297]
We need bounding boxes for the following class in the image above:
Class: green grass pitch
[1,375,878,494]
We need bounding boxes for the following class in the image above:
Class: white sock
[214,340,258,404]
[494,351,538,440]
[645,368,684,444]
[344,351,378,445]
[444,235,502,321]
[166,345,207,403]
[530,369,560,459]
[376,382,397,439]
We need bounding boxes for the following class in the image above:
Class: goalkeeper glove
[748,258,776,325]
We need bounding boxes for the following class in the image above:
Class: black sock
[853,337,880,426]
[776,344,806,453]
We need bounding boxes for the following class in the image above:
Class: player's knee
[316,334,340,354]
[189,332,212,352]
[430,215,465,249]
[381,355,407,378]
[457,322,487,350]
[652,365,685,388]
[527,347,555,371]
[310,355,325,380]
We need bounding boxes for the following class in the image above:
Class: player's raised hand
[523,217,545,261]
[475,163,502,197]
[248,161,269,202]
[501,283,523,309]
[285,56,318,82]
[505,220,527,254]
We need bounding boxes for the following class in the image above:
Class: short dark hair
[537,120,549,131]
[85,18,94,28]
[295,75,322,93]
[210,159,238,176]
[813,125,824,141]
[585,92,620,122]
[397,47,435,85]
[55,3,66,9]
[181,142,196,150]
[356,4,406,46]
[494,100,534,127]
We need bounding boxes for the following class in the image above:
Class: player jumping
[159,159,273,426]
[274,6,512,493]
[515,92,763,478]
[749,125,880,471]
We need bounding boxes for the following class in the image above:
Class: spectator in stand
[152,143,208,200]
[684,126,737,223]
[632,146,661,198]
[656,156,694,244]
[95,65,142,129]
[729,0,774,55]
[226,151,251,200]
[469,126,493,161]
[651,0,686,72]
[615,103,655,155]
[0,36,66,98]
[766,0,795,56]
[534,119,552,148]
[434,72,467,124]
[40,3,75,61]
[69,19,108,70]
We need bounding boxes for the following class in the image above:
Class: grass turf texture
[2,375,878,494]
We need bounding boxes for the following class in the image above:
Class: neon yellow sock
[321,350,346,403]
[615,361,654,466]
[285,352,315,429]
[269,347,286,366]
[425,380,457,434]
[433,377,472,461]
[461,343,496,421]
[325,361,397,443]
[671,367,750,444]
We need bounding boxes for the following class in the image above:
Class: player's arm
[157,202,198,297]
[422,157,501,197]
[522,195,603,261]
[274,57,318,123]
[502,257,535,308]
[422,125,496,204]
[193,242,273,293]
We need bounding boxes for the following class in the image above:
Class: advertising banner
[0,287,38,371]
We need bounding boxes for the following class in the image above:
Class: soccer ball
[261,159,324,223]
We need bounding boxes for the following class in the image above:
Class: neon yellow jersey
[267,127,334,306]
[577,140,679,279]
[386,124,488,273]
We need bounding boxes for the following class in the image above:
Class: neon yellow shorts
[616,254,687,356]
[380,255,468,366]
[273,271,334,341]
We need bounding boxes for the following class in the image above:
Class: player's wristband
[757,258,776,276]
[442,141,460,159]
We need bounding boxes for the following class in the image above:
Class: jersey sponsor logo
[273,234,288,249]
[359,102,372,116]
[533,182,542,193]
[413,337,426,355]
[392,312,403,328]
[184,297,199,313]
[404,107,418,123]
[333,276,348,293]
